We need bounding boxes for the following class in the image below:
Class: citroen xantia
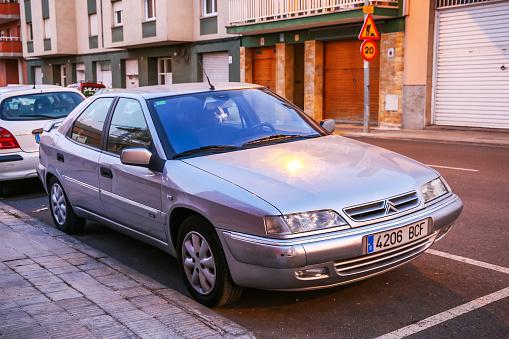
[37,83,463,307]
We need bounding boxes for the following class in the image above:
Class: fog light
[295,267,328,280]
[435,224,453,242]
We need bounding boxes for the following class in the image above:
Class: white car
[0,85,85,193]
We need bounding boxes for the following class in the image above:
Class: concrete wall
[193,0,234,41]
[54,0,77,55]
[402,0,435,129]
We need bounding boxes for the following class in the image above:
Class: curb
[0,201,255,339]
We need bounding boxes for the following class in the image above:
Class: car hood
[182,135,439,216]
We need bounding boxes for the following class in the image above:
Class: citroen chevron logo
[385,200,399,215]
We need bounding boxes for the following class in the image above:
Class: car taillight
[0,127,20,149]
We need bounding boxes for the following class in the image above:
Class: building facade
[20,0,240,88]
[0,0,25,86]
[228,0,508,130]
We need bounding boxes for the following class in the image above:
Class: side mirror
[120,148,152,167]
[320,119,335,133]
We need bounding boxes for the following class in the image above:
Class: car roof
[0,85,83,97]
[99,82,264,100]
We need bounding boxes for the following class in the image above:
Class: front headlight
[265,210,349,236]
[421,177,449,203]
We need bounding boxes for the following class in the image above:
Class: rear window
[0,92,84,121]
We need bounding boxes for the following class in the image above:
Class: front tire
[48,177,85,234]
[177,215,243,307]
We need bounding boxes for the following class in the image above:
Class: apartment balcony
[0,0,20,25]
[0,37,22,57]
[227,0,400,34]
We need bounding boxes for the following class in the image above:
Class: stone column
[304,40,323,122]
[276,43,294,102]
[378,32,405,129]
[240,47,253,83]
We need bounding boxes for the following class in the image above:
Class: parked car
[68,81,106,97]
[0,85,85,193]
[92,88,122,96]
[37,83,463,307]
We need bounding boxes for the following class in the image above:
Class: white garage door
[434,1,509,129]
[203,52,229,83]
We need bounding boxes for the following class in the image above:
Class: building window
[27,23,33,41]
[113,1,123,26]
[144,0,156,21]
[89,14,98,36]
[158,57,172,85]
[202,0,217,17]
[44,19,51,39]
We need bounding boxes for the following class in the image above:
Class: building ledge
[227,7,399,35]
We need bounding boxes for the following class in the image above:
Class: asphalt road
[1,137,508,338]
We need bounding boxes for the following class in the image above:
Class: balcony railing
[0,37,22,54]
[228,0,398,26]
[0,0,20,16]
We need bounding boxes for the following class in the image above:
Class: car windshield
[149,88,324,156]
[0,92,84,121]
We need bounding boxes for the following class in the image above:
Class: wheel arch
[169,206,210,249]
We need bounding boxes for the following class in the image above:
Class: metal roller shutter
[324,39,380,123]
[202,52,229,83]
[253,47,277,90]
[434,2,509,129]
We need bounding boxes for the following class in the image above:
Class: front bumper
[219,194,463,291]
[0,151,39,181]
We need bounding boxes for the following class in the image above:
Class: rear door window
[0,92,84,121]
[71,98,114,148]
[106,98,152,155]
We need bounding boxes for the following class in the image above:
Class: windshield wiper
[172,145,238,159]
[242,134,319,147]
[19,114,57,119]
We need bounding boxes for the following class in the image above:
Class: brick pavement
[0,202,254,339]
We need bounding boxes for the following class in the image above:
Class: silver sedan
[37,83,463,307]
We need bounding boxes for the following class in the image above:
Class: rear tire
[48,177,85,234]
[177,215,243,307]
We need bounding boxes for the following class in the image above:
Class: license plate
[366,219,429,254]
[35,133,41,143]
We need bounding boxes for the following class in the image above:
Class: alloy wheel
[50,183,67,225]
[182,231,216,295]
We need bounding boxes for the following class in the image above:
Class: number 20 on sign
[360,40,377,62]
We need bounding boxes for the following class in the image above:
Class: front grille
[334,232,437,276]
[344,191,419,222]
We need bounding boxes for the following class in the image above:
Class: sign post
[359,6,380,134]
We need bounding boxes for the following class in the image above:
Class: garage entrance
[324,39,380,124]
[253,46,276,90]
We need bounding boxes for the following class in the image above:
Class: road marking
[427,249,509,275]
[375,287,509,339]
[375,250,509,338]
[426,164,479,172]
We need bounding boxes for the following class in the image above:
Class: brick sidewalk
[0,202,254,339]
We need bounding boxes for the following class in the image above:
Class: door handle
[56,153,64,162]
[100,167,113,179]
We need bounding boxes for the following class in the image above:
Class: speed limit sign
[360,40,377,62]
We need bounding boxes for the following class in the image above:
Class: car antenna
[199,60,215,90]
